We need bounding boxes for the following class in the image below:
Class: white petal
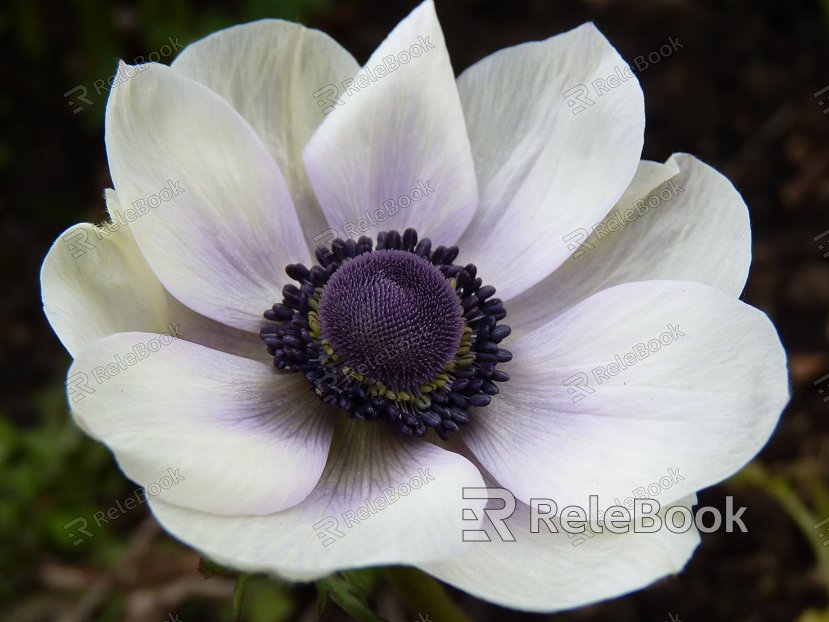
[172,20,360,246]
[41,192,265,361]
[302,1,477,246]
[149,420,486,579]
[456,23,644,300]
[465,280,788,512]
[105,62,309,333]
[422,496,700,612]
[69,333,333,515]
[508,154,752,335]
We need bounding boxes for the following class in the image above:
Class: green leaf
[316,574,385,622]
[238,576,295,622]
[389,567,471,622]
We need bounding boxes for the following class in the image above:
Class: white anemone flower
[41,1,789,613]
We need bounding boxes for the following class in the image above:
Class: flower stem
[232,573,250,622]
[729,461,829,592]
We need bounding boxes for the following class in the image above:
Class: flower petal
[41,192,265,361]
[302,0,478,246]
[508,154,752,335]
[422,496,700,612]
[172,20,360,246]
[456,23,644,300]
[105,61,309,333]
[465,280,788,512]
[149,419,486,579]
[69,333,333,515]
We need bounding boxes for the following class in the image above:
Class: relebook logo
[313,468,436,547]
[460,488,748,542]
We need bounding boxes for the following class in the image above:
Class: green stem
[388,567,471,622]
[233,573,250,622]
[729,462,829,592]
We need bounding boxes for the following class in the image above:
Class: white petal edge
[148,419,486,579]
[303,0,478,246]
[105,61,309,333]
[69,333,333,515]
[41,192,267,361]
[422,495,700,612]
[464,279,789,512]
[456,22,645,300]
[172,20,360,247]
[508,154,752,335]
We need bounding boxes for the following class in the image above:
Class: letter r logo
[312,516,345,547]
[312,84,343,115]
[562,84,594,115]
[64,517,93,545]
[66,371,94,403]
[313,228,338,262]
[62,228,95,259]
[563,372,594,403]
[64,85,93,114]
[562,229,595,259]
[461,487,516,542]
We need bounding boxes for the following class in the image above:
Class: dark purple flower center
[318,250,463,392]
[260,228,511,439]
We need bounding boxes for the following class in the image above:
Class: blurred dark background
[2,0,829,620]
